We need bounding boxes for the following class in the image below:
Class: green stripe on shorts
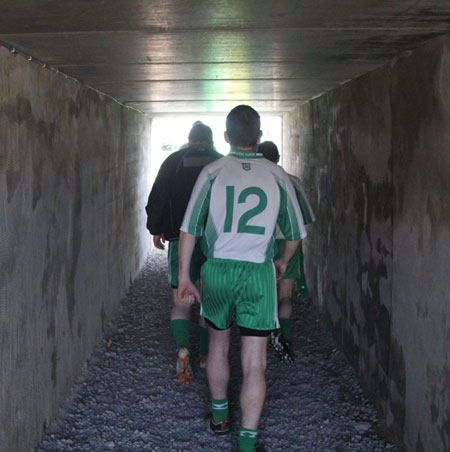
[200,258,278,331]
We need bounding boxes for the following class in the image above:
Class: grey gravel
[35,250,397,452]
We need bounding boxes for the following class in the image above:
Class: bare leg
[197,280,206,327]
[277,279,295,320]
[170,288,191,321]
[206,327,231,399]
[240,335,268,430]
[198,315,208,368]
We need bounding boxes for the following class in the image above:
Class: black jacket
[146,144,222,241]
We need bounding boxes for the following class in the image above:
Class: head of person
[188,122,214,147]
[225,105,262,149]
[258,141,280,164]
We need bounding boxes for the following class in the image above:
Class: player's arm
[146,156,176,249]
[153,235,165,250]
[177,166,214,304]
[276,170,307,240]
[178,231,201,305]
[274,170,307,279]
[274,239,301,280]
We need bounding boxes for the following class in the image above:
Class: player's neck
[230,146,257,153]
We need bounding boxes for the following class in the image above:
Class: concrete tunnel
[1,2,450,451]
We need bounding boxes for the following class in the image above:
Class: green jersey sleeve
[181,167,218,236]
[275,173,307,241]
[289,174,315,225]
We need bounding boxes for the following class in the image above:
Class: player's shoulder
[161,148,185,166]
[210,147,224,158]
[287,173,303,186]
[265,161,291,180]
[201,153,227,174]
[207,149,224,164]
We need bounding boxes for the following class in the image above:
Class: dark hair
[188,123,213,144]
[226,105,261,147]
[258,141,279,163]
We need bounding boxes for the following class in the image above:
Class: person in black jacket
[146,122,222,384]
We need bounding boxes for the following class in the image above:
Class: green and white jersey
[289,174,315,225]
[181,149,306,263]
[276,173,315,239]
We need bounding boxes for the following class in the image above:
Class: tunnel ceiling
[1,1,450,115]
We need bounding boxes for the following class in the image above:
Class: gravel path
[35,250,397,452]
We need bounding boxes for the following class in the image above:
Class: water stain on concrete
[51,346,57,388]
[388,337,406,439]
[41,217,66,340]
[427,364,450,449]
[438,410,450,451]
[393,39,445,220]
[353,165,393,251]
[16,95,33,125]
[6,157,22,203]
[5,94,60,205]
[32,120,56,210]
[67,93,83,120]
[65,151,82,330]
[47,310,56,342]
[343,327,359,362]
[415,433,425,452]
[101,303,106,332]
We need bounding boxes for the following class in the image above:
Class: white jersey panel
[208,156,280,262]
[181,151,306,263]
[289,174,315,223]
[276,173,314,239]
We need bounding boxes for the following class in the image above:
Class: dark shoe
[270,331,294,364]
[206,413,230,435]
[254,446,267,452]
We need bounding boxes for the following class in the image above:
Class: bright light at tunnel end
[150,113,282,183]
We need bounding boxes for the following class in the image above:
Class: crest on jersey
[242,163,251,171]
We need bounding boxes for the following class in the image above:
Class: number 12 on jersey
[224,186,267,235]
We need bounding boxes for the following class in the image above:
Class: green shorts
[200,258,278,331]
[274,239,305,280]
[168,239,206,288]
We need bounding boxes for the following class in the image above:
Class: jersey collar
[229,149,264,159]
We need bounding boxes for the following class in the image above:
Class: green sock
[198,324,209,356]
[210,397,228,423]
[238,427,258,452]
[279,318,290,341]
[170,319,190,348]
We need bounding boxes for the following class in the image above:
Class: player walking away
[258,141,315,364]
[145,122,222,384]
[177,106,307,452]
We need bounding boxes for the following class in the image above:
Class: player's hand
[178,280,201,305]
[274,259,288,280]
[153,235,165,250]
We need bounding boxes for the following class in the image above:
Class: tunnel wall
[0,47,152,452]
[283,34,450,452]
